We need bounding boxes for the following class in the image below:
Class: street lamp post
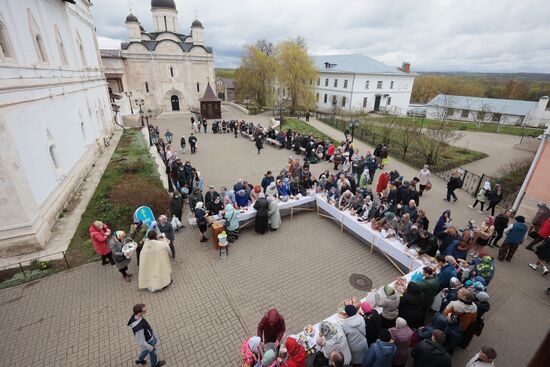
[112,104,120,125]
[348,119,360,142]
[139,109,145,129]
[163,130,174,193]
[125,91,134,114]
[146,109,153,146]
[134,98,145,126]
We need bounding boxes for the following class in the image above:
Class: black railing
[0,250,72,289]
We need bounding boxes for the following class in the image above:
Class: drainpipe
[512,124,549,211]
[349,74,356,114]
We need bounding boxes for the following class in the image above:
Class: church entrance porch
[171,95,180,111]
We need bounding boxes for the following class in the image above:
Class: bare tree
[398,117,422,159]
[417,120,462,166]
[467,100,491,129]
[256,39,274,56]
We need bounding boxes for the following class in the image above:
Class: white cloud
[91,0,550,72]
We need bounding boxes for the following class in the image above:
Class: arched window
[35,34,48,63]
[75,32,86,66]
[55,25,68,65]
[49,145,59,169]
[0,20,14,60]
[80,122,86,141]
[28,10,48,63]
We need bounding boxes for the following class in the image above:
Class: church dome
[151,0,176,9]
[191,18,203,28]
[125,13,139,23]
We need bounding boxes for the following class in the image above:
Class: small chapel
[101,0,215,115]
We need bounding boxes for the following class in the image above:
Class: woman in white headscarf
[265,181,279,198]
[267,196,281,231]
[317,321,352,365]
[240,335,261,367]
[470,181,491,213]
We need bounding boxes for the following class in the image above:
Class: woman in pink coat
[89,221,114,265]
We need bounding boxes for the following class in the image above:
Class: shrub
[109,176,170,219]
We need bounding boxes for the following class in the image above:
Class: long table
[295,197,429,354]
[316,196,425,274]
[235,195,317,223]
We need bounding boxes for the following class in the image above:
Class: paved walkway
[0,129,401,366]
[1,109,548,367]
[454,131,537,177]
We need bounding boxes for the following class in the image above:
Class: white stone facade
[310,55,416,116]
[101,1,215,116]
[0,0,113,256]
[426,94,550,128]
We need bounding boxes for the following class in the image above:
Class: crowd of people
[89,118,549,367]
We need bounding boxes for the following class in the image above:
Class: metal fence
[315,112,457,173]
[0,250,71,289]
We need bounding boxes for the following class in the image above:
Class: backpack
[456,178,463,188]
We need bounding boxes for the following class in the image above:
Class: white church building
[312,54,416,115]
[0,0,113,255]
[101,0,215,116]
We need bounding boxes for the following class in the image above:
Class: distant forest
[411,72,550,104]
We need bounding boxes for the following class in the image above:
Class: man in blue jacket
[362,329,396,367]
[437,255,457,291]
[498,215,528,261]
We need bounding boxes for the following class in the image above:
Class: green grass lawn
[281,118,339,144]
[318,117,488,171]
[368,115,543,137]
[65,129,169,265]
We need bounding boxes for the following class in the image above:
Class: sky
[92,0,550,73]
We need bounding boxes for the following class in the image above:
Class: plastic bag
[171,215,179,230]
[175,217,183,228]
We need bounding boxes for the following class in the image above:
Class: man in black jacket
[490,210,512,248]
[204,186,219,214]
[127,304,166,367]
[411,330,451,367]
[188,133,198,154]
[445,171,462,202]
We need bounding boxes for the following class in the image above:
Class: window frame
[343,80,348,89]
[0,20,15,61]
[461,109,469,118]
[376,81,383,89]
[365,81,370,90]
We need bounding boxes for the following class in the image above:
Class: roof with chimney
[313,54,415,76]
[200,83,220,102]
[427,94,542,116]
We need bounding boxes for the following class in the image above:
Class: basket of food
[122,238,138,258]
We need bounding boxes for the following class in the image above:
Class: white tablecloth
[235,195,317,222]
[316,197,424,270]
